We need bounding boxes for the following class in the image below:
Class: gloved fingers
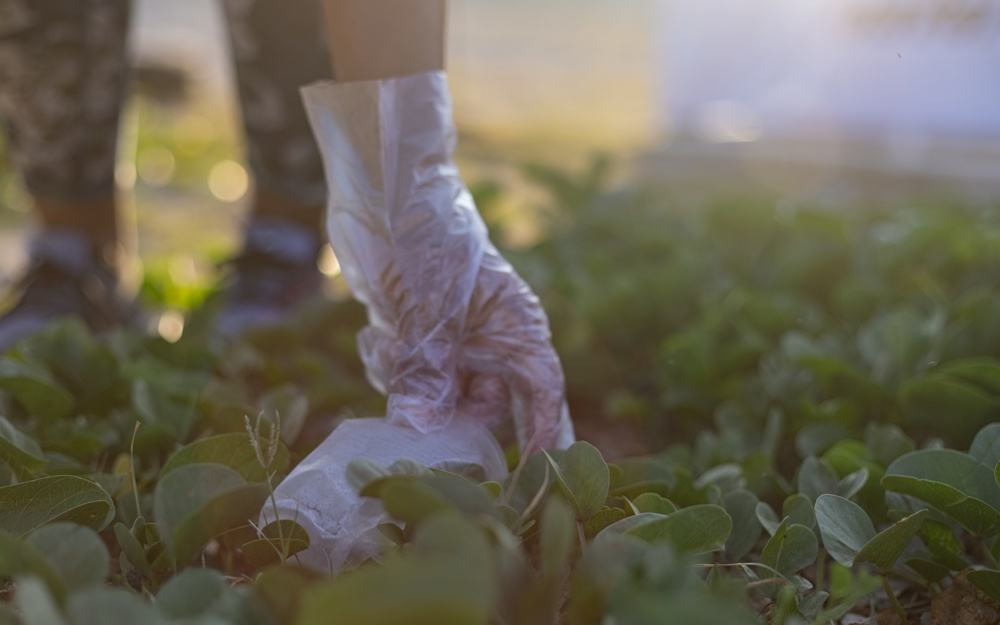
[456,371,509,429]
[461,260,570,455]
[386,320,462,432]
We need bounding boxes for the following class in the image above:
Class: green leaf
[66,587,170,625]
[905,558,951,584]
[539,497,575,578]
[297,513,497,625]
[782,493,816,530]
[798,591,830,620]
[0,529,67,602]
[760,519,818,578]
[883,449,1000,536]
[723,490,761,561]
[814,494,876,567]
[544,442,609,520]
[900,374,1000,445]
[0,358,74,421]
[114,522,153,582]
[795,422,850,459]
[347,458,429,498]
[837,468,869,500]
[480,481,502,500]
[624,505,732,555]
[243,537,310,568]
[258,383,310,445]
[797,456,839,502]
[968,569,1000,604]
[160,432,289,483]
[131,377,198,445]
[864,423,915,468]
[380,479,453,527]
[153,463,269,564]
[608,456,674,498]
[916,519,968,570]
[632,493,677,515]
[24,523,109,591]
[13,577,68,625]
[755,502,781,537]
[0,476,114,536]
[0,416,45,479]
[418,474,499,520]
[582,506,627,540]
[261,518,310,545]
[855,509,927,572]
[242,517,312,566]
[155,567,228,619]
[971,423,1000,468]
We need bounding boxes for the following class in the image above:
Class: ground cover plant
[2,161,1000,623]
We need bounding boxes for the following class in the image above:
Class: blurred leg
[220,0,330,231]
[210,0,333,337]
[0,0,134,350]
[0,0,131,255]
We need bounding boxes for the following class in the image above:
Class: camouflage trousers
[0,0,331,212]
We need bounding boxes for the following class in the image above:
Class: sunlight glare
[208,160,248,202]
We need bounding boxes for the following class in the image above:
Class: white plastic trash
[261,416,508,572]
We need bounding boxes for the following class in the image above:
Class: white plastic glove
[263,72,574,572]
[301,71,574,453]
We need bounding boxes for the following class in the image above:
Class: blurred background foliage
[0,0,998,462]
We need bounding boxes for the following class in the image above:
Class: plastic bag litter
[264,71,574,570]
[260,416,508,572]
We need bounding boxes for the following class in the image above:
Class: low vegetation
[2,159,1000,624]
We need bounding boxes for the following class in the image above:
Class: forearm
[321,0,446,82]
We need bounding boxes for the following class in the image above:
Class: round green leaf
[970,422,1000,467]
[755,501,781,537]
[632,492,677,515]
[113,522,153,582]
[905,558,951,585]
[25,523,109,590]
[543,442,610,520]
[539,497,575,578]
[855,508,927,572]
[161,432,289,483]
[624,505,732,555]
[864,423,915,468]
[0,416,45,479]
[760,519,818,578]
[883,449,1000,536]
[968,569,1000,604]
[814,494,876,567]
[582,506,627,540]
[608,456,675,499]
[243,537,311,568]
[66,587,170,625]
[797,456,839,503]
[155,567,228,619]
[297,513,497,625]
[13,577,68,625]
[380,479,453,527]
[257,383,310,445]
[153,463,270,564]
[0,529,67,602]
[836,468,869,500]
[782,493,816,530]
[900,375,1000,445]
[723,489,761,561]
[0,358,74,421]
[0,475,114,537]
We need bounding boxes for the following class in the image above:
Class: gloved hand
[301,71,574,454]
